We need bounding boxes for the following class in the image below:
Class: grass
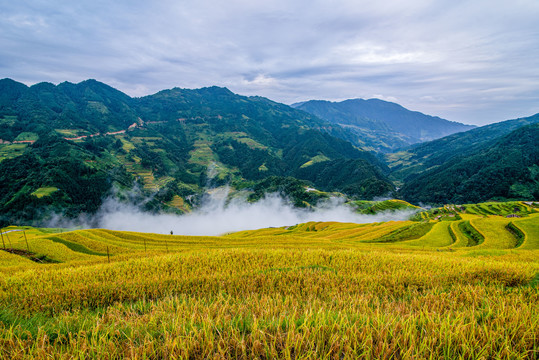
[30,186,58,198]
[0,115,17,127]
[414,200,539,221]
[0,204,537,359]
[219,132,268,150]
[458,220,485,247]
[13,132,39,141]
[353,199,420,214]
[404,221,454,247]
[167,195,191,212]
[189,139,216,165]
[299,154,331,168]
[368,222,435,243]
[54,129,89,137]
[470,216,519,249]
[48,236,107,256]
[514,215,539,249]
[0,143,27,162]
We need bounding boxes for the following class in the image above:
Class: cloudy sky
[1,0,538,125]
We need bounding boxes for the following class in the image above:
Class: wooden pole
[24,231,29,252]
[5,232,11,250]
[107,246,110,263]
[0,229,5,250]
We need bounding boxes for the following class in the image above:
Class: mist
[80,189,418,236]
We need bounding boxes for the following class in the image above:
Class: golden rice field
[0,203,538,359]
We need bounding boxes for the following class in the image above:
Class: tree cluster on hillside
[0,79,395,225]
[399,123,539,204]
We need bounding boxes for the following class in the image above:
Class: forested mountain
[1,77,537,223]
[293,98,474,152]
[399,123,539,204]
[388,113,539,182]
[0,79,393,225]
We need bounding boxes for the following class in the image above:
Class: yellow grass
[470,216,518,249]
[404,221,454,247]
[514,213,539,249]
[448,220,470,248]
[0,212,537,359]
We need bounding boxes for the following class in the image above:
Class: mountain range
[292,98,475,152]
[0,79,392,225]
[393,115,539,203]
[0,78,537,226]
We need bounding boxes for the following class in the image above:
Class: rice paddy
[0,202,538,359]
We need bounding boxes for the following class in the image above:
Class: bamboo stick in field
[5,232,11,250]
[23,231,29,252]
[0,229,5,250]
[107,246,110,263]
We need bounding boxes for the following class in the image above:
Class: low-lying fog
[51,188,418,236]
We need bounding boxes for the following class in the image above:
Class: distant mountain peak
[293,97,475,152]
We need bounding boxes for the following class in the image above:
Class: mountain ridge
[0,78,394,226]
[388,113,539,182]
[293,98,475,152]
[398,122,539,204]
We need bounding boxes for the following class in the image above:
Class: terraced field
[514,216,539,249]
[0,143,27,161]
[0,209,537,267]
[0,202,538,359]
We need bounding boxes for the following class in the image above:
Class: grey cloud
[1,0,539,125]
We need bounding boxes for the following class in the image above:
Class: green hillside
[0,79,393,226]
[399,123,539,204]
[388,113,539,182]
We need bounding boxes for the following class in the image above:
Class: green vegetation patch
[48,237,107,256]
[528,272,539,288]
[354,199,419,215]
[0,115,17,127]
[189,139,217,165]
[458,221,485,247]
[14,132,39,141]
[55,129,88,137]
[300,154,330,168]
[118,137,135,152]
[86,101,109,114]
[506,222,525,248]
[220,132,268,150]
[0,143,27,162]
[367,222,435,243]
[31,187,58,198]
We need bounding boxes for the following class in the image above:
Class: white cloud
[75,192,417,236]
[241,74,278,87]
[372,94,398,103]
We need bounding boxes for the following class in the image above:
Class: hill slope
[388,113,539,182]
[0,79,394,225]
[293,98,474,152]
[399,123,539,204]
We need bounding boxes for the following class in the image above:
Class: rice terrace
[0,201,538,359]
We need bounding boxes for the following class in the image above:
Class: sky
[1,0,538,126]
